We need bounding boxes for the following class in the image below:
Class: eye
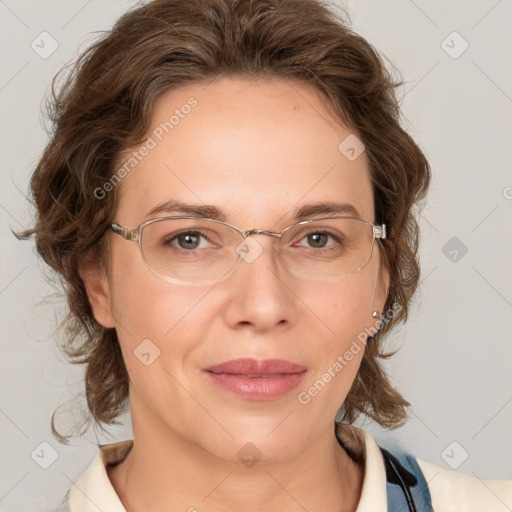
[165,230,212,251]
[303,232,330,249]
[296,230,342,250]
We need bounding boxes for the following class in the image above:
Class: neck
[108,408,364,512]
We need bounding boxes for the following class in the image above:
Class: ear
[78,253,116,329]
[371,250,391,329]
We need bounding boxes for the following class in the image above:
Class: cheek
[291,274,376,399]
[301,272,377,345]
[113,282,210,344]
[108,250,216,371]
[109,276,220,416]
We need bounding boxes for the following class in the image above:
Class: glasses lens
[141,218,241,284]
[279,218,374,279]
[140,217,375,284]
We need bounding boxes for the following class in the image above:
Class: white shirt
[66,424,512,511]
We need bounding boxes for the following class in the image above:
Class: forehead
[115,77,374,227]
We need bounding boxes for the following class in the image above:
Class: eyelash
[164,229,343,252]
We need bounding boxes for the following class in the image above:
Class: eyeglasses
[109,215,386,286]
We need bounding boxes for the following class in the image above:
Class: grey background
[1,0,511,510]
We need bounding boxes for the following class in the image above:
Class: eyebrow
[145,200,362,223]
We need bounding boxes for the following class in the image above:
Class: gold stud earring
[372,311,380,318]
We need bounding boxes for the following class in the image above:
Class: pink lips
[203,358,307,401]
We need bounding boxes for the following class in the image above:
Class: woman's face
[87,77,389,463]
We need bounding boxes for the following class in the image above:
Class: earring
[372,311,380,318]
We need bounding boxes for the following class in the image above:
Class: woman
[18,0,512,510]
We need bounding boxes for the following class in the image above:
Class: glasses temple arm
[110,223,138,241]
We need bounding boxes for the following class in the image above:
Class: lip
[203,358,307,375]
[202,358,308,401]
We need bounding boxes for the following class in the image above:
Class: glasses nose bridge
[236,228,284,268]
[242,228,281,239]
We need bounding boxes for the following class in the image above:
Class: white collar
[67,424,387,511]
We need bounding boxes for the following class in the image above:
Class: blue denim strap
[379,446,434,512]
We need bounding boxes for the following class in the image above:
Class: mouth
[202,358,307,401]
[203,357,307,375]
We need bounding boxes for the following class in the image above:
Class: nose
[221,234,296,333]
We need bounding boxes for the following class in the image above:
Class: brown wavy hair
[16,0,431,442]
